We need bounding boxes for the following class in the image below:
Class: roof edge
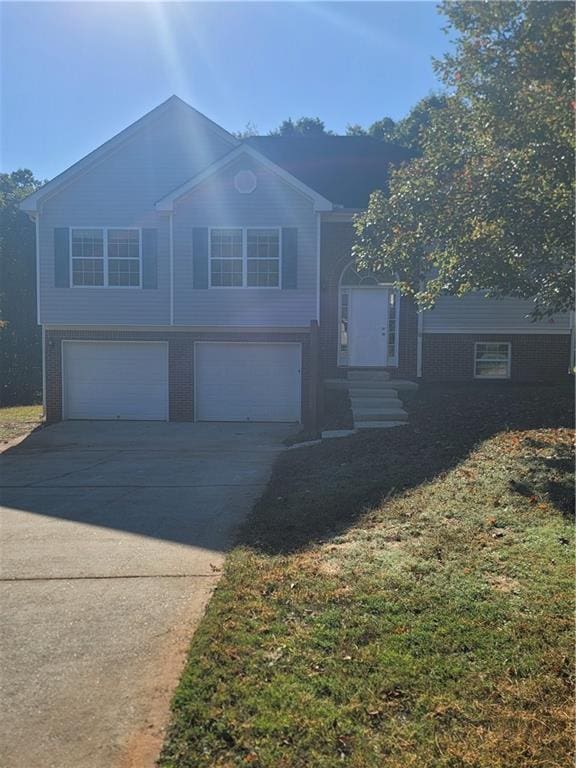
[155,143,334,212]
[20,95,239,212]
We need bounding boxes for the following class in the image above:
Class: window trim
[70,227,142,289]
[208,226,282,289]
[474,341,512,379]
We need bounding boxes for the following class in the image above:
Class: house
[20,96,572,428]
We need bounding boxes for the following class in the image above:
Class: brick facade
[45,328,313,425]
[422,333,571,382]
[319,220,418,378]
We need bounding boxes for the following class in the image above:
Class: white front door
[348,287,389,367]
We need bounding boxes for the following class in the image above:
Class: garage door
[62,341,168,420]
[195,342,301,422]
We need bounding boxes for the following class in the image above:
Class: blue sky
[1,2,451,180]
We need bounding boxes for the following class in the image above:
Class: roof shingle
[246,135,413,209]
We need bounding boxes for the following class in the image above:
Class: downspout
[315,212,321,323]
[41,326,46,420]
[169,211,174,325]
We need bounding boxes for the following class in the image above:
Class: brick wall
[319,220,418,378]
[422,333,571,382]
[45,329,312,424]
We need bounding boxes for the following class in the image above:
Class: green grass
[0,404,43,443]
[159,383,574,768]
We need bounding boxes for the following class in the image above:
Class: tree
[393,95,448,150]
[0,169,43,405]
[346,98,447,149]
[346,117,396,140]
[233,121,259,139]
[270,117,332,136]
[354,1,575,317]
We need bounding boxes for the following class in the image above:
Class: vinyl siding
[173,155,318,327]
[422,293,571,334]
[37,104,234,325]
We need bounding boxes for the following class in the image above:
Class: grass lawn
[0,404,43,444]
[160,383,574,768]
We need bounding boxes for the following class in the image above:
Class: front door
[348,287,389,367]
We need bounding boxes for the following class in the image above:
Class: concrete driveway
[0,421,293,768]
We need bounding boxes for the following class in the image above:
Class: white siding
[423,293,571,334]
[173,155,318,327]
[38,104,233,326]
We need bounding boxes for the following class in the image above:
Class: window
[107,229,140,286]
[210,227,281,288]
[210,229,243,287]
[72,229,104,286]
[340,290,349,352]
[71,228,141,287]
[247,229,280,287]
[474,342,511,378]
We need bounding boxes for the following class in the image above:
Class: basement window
[474,342,511,379]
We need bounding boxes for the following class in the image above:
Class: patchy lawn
[0,405,43,444]
[159,383,574,768]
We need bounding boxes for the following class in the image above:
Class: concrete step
[353,407,408,422]
[355,420,407,429]
[351,396,403,410]
[349,387,400,399]
[324,378,419,392]
[345,378,418,391]
[347,370,391,382]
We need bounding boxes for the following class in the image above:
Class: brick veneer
[422,333,571,382]
[319,220,418,378]
[45,329,312,424]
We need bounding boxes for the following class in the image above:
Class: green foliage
[270,117,332,136]
[0,169,43,406]
[354,2,575,317]
[346,96,448,149]
[232,121,259,139]
[159,386,574,767]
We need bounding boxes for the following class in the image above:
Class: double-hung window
[210,227,280,287]
[71,228,141,287]
[474,342,511,379]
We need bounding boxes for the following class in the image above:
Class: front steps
[347,370,415,430]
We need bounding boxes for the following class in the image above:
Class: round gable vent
[234,169,257,194]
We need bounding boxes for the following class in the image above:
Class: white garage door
[195,342,301,422]
[62,341,168,420]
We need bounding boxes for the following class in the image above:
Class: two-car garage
[61,340,302,423]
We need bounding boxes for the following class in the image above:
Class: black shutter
[54,228,70,287]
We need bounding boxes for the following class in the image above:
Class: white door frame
[338,284,400,368]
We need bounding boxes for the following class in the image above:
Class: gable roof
[155,144,333,212]
[20,96,238,213]
[246,136,413,209]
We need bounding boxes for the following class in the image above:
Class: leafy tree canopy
[232,121,259,139]
[269,117,332,136]
[346,96,448,149]
[0,169,44,405]
[354,1,575,317]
